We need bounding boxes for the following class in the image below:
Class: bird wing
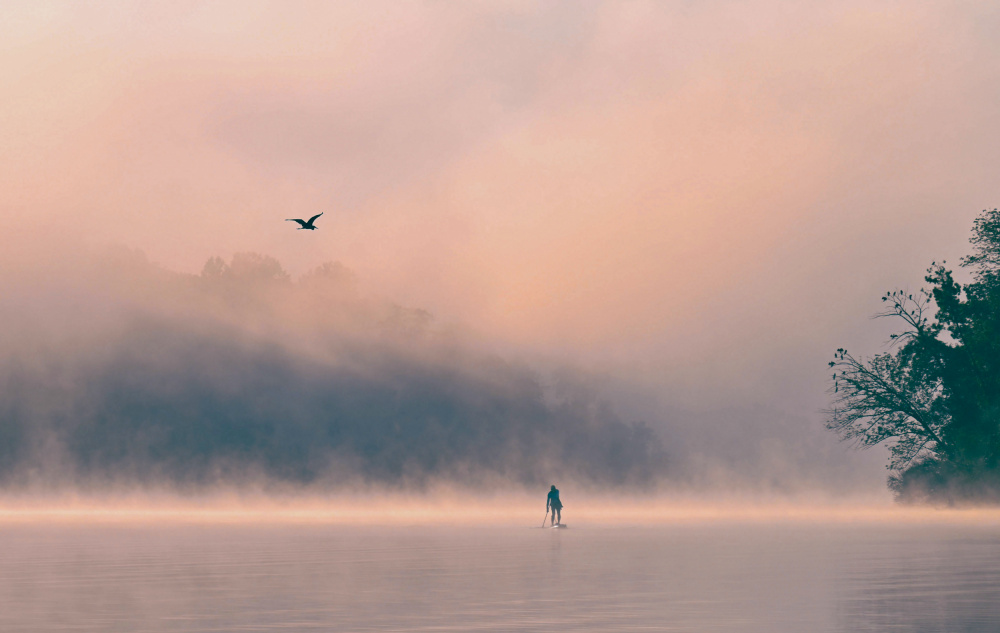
[307,212,324,225]
[286,218,308,227]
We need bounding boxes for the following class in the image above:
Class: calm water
[2,521,999,632]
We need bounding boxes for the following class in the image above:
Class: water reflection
[836,528,1000,632]
[0,523,998,631]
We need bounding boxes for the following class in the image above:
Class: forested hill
[0,250,664,489]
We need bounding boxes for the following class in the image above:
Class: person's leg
[554,507,561,525]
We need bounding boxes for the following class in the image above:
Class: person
[546,485,563,526]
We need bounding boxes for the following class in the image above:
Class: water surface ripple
[2,523,999,631]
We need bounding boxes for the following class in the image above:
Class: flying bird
[286,212,323,230]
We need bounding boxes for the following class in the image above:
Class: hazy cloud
[0,251,664,489]
[2,1,998,494]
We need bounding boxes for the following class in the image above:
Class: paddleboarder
[546,485,563,526]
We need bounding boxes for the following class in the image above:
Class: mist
[3,1,1000,497]
[0,248,673,490]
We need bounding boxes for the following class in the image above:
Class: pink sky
[2,0,999,417]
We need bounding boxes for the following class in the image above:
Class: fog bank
[0,249,666,490]
[6,1,999,495]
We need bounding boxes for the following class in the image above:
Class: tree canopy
[828,209,1000,503]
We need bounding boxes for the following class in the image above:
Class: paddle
[541,509,548,527]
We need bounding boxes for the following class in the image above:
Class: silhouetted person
[286,212,324,230]
[546,484,562,526]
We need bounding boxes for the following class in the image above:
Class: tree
[826,291,949,473]
[827,209,1000,502]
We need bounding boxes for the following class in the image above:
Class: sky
[2,1,1000,493]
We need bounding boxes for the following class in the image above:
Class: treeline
[828,209,1000,503]
[0,250,665,489]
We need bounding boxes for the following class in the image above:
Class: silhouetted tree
[828,209,1000,502]
[827,291,949,470]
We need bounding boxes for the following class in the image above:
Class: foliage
[827,209,1000,502]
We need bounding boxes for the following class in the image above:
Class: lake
[2,514,999,631]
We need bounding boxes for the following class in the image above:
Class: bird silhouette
[286,212,323,230]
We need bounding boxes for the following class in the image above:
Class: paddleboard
[551,524,568,529]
